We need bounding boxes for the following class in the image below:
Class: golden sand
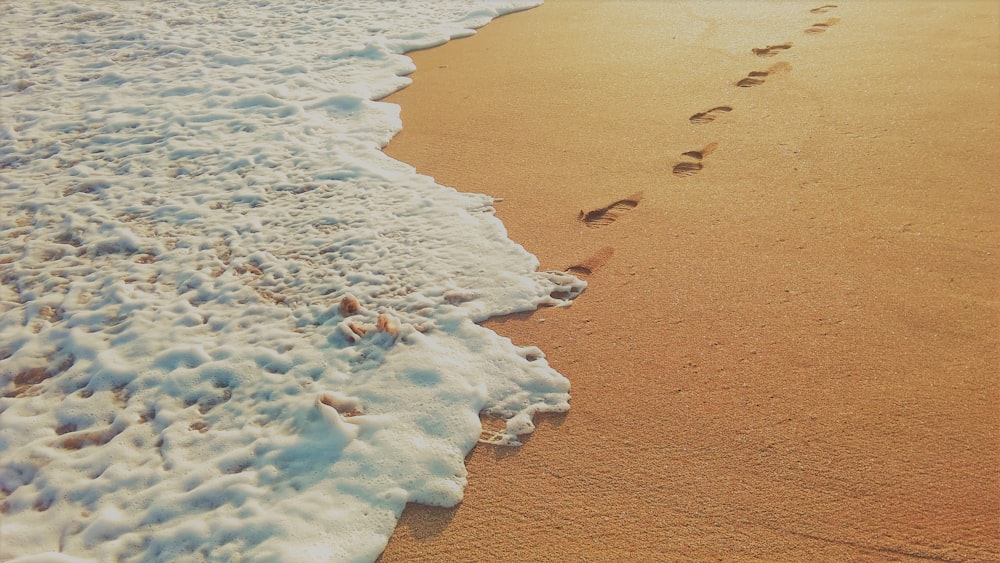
[380,1,1000,559]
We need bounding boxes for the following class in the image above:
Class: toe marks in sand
[737,61,791,88]
[736,71,767,88]
[673,143,717,178]
[805,17,840,34]
[672,161,703,176]
[690,106,733,124]
[810,4,837,14]
[752,42,792,58]
[579,193,642,228]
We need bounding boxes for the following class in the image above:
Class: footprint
[737,71,769,88]
[736,61,791,87]
[805,18,840,34]
[689,106,733,124]
[673,143,718,177]
[752,42,792,58]
[567,246,615,276]
[672,161,703,176]
[810,4,837,14]
[579,193,642,228]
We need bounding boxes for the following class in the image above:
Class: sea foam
[0,1,582,560]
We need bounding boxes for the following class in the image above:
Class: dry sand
[379,1,999,560]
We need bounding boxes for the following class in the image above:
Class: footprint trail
[669,7,842,182]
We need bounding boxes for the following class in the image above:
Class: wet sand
[380,1,1000,560]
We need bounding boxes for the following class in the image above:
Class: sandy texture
[379,1,999,560]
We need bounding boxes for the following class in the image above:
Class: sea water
[0,1,583,560]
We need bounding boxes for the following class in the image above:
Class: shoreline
[380,1,1000,560]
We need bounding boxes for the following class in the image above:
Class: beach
[380,1,1000,560]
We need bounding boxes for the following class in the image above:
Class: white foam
[0,1,583,560]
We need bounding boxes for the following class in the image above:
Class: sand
[379,1,1000,560]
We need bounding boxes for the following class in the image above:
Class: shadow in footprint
[579,193,642,228]
[567,247,615,276]
[736,62,791,87]
[690,106,733,124]
[737,71,768,88]
[673,143,718,177]
[673,162,703,176]
[752,42,792,57]
[805,18,840,34]
[810,4,837,14]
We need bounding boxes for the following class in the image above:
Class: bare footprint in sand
[567,246,615,276]
[810,4,838,14]
[673,143,718,177]
[579,193,642,228]
[805,18,840,34]
[736,61,792,87]
[752,42,792,57]
[689,106,733,124]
